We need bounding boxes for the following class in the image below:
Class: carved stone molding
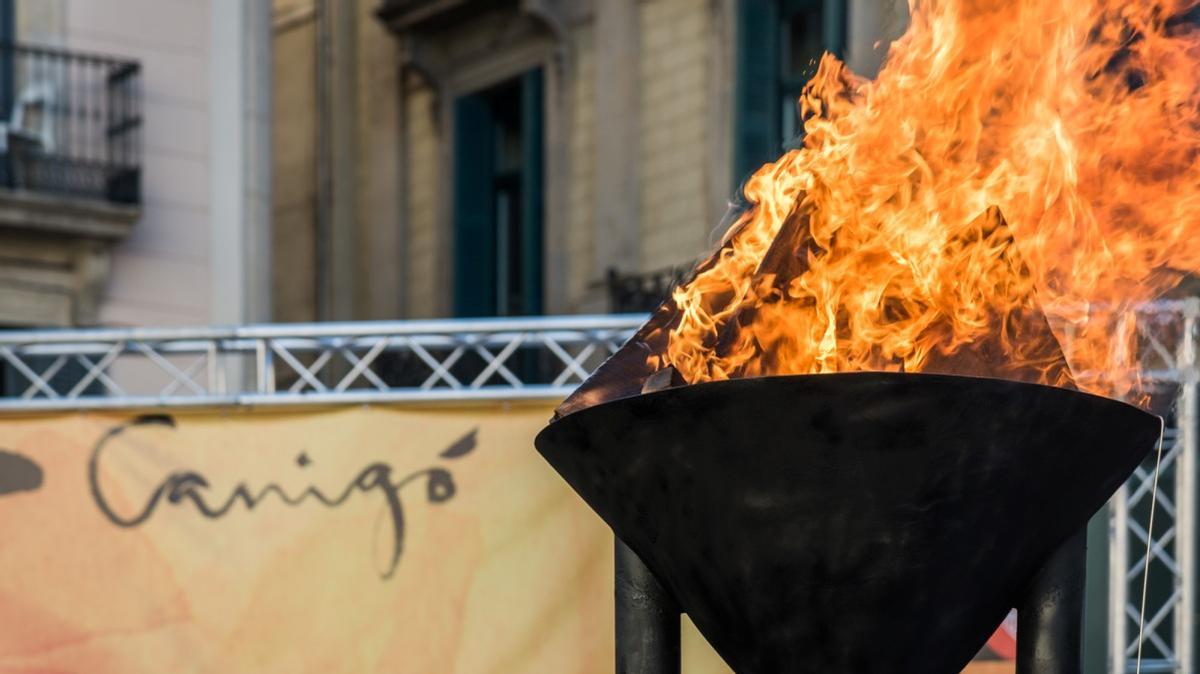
[520,0,570,76]
[0,190,138,327]
[378,0,585,93]
[375,0,475,35]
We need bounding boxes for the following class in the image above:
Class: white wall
[60,0,215,326]
[33,0,272,328]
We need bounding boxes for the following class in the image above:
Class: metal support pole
[1018,528,1087,674]
[1176,297,1198,674]
[1109,481,1130,673]
[615,537,680,674]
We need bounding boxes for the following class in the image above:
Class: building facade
[271,0,909,322]
[0,0,271,331]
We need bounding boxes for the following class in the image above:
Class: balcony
[0,43,141,327]
[0,43,140,207]
[606,265,692,313]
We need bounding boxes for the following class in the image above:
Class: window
[0,0,11,115]
[734,0,846,186]
[451,69,544,318]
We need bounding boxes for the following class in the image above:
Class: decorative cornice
[375,0,476,35]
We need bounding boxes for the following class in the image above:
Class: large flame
[662,0,1200,398]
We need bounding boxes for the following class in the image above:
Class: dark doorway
[452,69,544,318]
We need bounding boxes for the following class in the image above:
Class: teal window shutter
[452,94,497,317]
[821,0,846,58]
[733,0,847,191]
[733,0,780,187]
[0,0,13,113]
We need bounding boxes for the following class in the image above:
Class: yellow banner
[0,404,740,674]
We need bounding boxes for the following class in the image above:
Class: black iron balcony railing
[0,43,141,205]
[607,265,692,314]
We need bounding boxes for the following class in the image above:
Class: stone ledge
[0,188,140,242]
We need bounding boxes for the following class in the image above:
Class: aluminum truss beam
[1106,299,1199,674]
[0,314,644,410]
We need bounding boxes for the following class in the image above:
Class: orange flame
[663,0,1200,399]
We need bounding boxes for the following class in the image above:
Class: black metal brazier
[535,372,1161,674]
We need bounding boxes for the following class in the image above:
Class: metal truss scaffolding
[0,315,642,410]
[0,306,1194,673]
[1106,299,1198,674]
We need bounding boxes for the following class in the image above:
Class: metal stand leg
[1017,528,1087,674]
[616,537,680,674]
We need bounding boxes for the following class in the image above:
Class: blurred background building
[0,0,916,393]
[0,0,271,393]
[0,0,270,331]
[0,4,1188,672]
[0,0,911,326]
[270,0,908,322]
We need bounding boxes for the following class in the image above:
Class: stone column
[210,0,273,325]
[593,0,640,288]
[315,0,358,322]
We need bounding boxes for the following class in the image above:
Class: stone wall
[564,22,597,313]
[637,0,718,272]
[402,79,441,318]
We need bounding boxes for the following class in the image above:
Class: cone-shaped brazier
[535,372,1162,673]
